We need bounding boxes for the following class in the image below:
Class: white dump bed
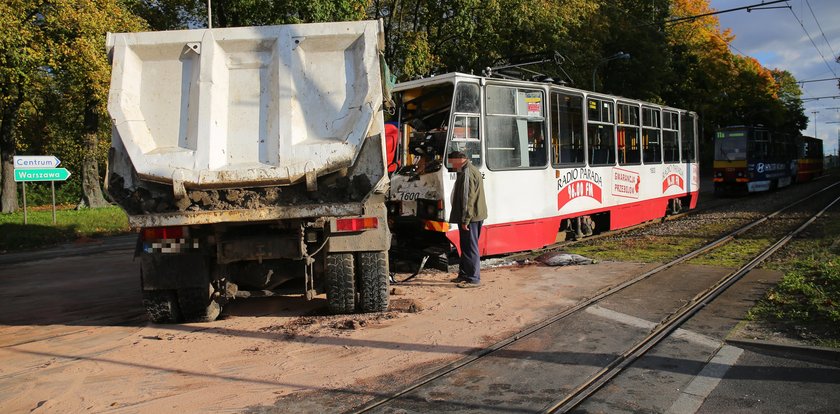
[107,20,385,188]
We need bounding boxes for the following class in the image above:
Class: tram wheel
[668,198,682,215]
[581,216,595,236]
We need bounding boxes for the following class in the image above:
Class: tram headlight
[387,201,402,216]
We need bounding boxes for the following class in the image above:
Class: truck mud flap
[140,253,210,290]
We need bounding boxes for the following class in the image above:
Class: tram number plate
[399,192,420,201]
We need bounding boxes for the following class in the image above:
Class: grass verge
[566,210,840,348]
[0,205,130,252]
[566,234,707,263]
[753,211,840,348]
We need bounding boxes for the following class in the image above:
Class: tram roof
[392,72,695,115]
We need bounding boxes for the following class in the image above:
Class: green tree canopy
[0,0,46,212]
[1,0,812,210]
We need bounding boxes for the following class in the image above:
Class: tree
[372,0,597,81]
[39,1,145,208]
[124,0,202,30]
[0,1,45,213]
[771,69,807,133]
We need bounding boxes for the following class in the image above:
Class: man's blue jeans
[458,221,483,283]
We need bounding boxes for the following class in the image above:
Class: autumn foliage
[0,0,807,211]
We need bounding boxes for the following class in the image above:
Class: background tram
[713,126,823,194]
[797,135,824,183]
[386,73,700,260]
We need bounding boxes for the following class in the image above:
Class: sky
[709,0,840,156]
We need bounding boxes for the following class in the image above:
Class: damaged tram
[386,73,699,260]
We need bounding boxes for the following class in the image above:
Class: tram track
[509,174,835,264]
[543,189,840,413]
[348,179,840,414]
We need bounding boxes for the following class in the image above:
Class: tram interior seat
[664,146,679,162]
[529,151,546,167]
[560,149,571,163]
[624,149,641,164]
[645,147,660,163]
[559,148,585,164]
[591,148,612,165]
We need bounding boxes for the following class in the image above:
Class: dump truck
[105,20,391,323]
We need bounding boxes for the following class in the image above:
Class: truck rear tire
[142,290,181,323]
[326,253,356,314]
[178,285,222,322]
[357,251,389,312]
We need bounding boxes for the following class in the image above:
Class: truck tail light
[334,217,378,232]
[140,226,197,254]
[142,226,185,241]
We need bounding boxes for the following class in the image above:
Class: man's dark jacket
[449,160,488,225]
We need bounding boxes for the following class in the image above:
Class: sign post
[13,156,69,225]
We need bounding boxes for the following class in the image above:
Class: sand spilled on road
[0,261,650,413]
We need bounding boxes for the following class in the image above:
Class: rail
[349,180,840,413]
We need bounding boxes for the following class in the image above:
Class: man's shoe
[456,281,481,288]
[450,276,467,283]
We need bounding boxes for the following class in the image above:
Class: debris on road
[536,252,597,266]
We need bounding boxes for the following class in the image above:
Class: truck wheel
[326,253,356,314]
[357,251,389,312]
[142,290,181,323]
[177,284,222,322]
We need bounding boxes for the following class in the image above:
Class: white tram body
[387,73,699,257]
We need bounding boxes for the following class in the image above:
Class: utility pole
[828,108,840,158]
[812,110,819,138]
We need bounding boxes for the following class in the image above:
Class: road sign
[14,168,72,182]
[14,155,61,169]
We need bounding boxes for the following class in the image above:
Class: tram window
[769,132,783,160]
[751,130,770,158]
[662,111,679,163]
[485,86,547,169]
[617,103,641,165]
[550,92,585,167]
[772,133,794,161]
[813,139,823,158]
[455,83,480,113]
[787,135,796,160]
[587,97,616,166]
[680,113,696,162]
[642,107,661,163]
[446,115,482,167]
[588,98,613,123]
[715,130,747,161]
[399,83,454,174]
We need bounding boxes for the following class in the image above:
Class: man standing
[447,151,487,288]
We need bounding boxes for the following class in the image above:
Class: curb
[0,234,137,266]
[726,338,840,366]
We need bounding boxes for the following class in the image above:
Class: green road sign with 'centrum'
[14,168,72,182]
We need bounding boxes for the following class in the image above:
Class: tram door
[475,83,555,255]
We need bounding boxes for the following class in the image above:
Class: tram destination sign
[14,168,72,182]
[14,155,61,169]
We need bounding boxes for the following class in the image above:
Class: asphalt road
[1,234,838,413]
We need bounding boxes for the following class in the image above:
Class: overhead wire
[785,1,838,78]
[663,0,789,25]
[804,0,838,66]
